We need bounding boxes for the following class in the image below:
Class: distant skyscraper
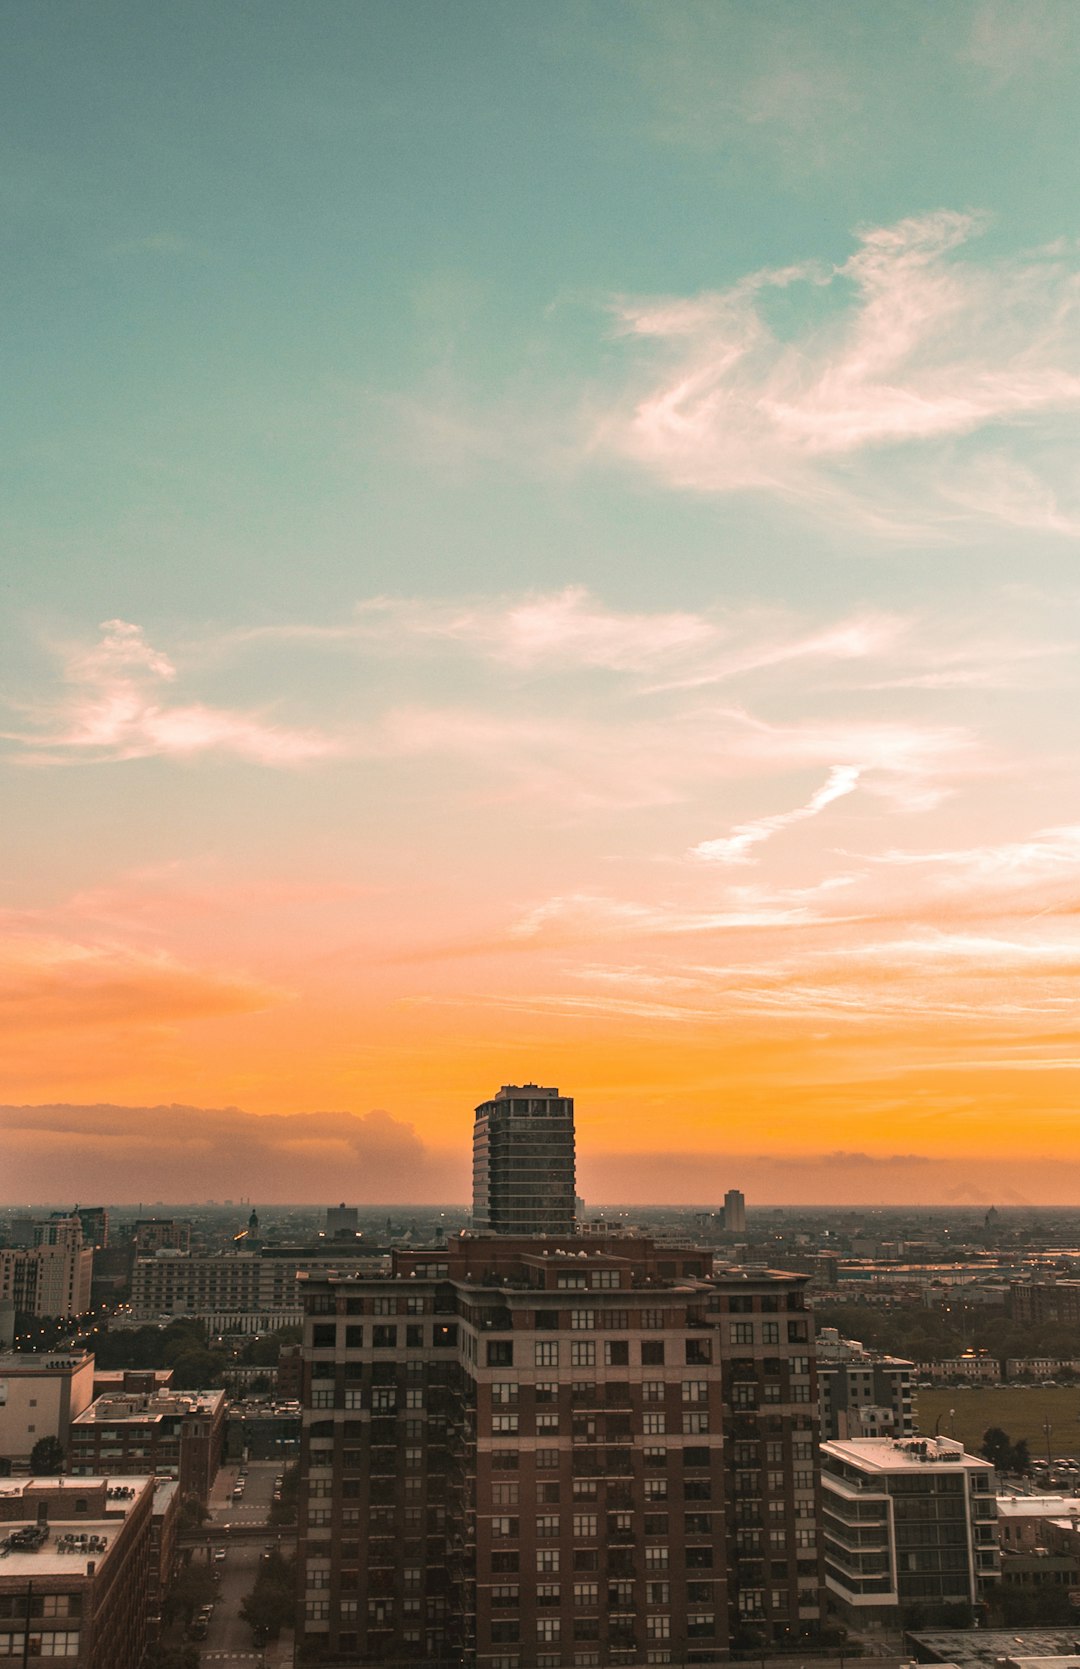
[723,1187,747,1233]
[472,1083,576,1236]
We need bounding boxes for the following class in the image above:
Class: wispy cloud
[692,764,861,864]
[5,620,343,767]
[230,587,901,690]
[599,212,1080,531]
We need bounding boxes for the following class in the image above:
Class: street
[194,1458,294,1668]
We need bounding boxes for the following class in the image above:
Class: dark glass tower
[472,1083,576,1236]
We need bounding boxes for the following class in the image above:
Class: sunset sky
[7,2,1080,1205]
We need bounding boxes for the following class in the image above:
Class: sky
[6,1,1080,1205]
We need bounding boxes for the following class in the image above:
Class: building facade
[820,1435,999,1626]
[815,1329,915,1441]
[68,1388,226,1503]
[0,1350,95,1466]
[296,1236,825,1669]
[130,1241,385,1332]
[472,1087,576,1238]
[0,1475,154,1669]
[722,1192,746,1235]
[0,1218,93,1320]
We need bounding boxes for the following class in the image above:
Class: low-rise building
[68,1388,225,1504]
[816,1328,915,1440]
[820,1434,999,1625]
[0,1475,154,1669]
[0,1350,95,1465]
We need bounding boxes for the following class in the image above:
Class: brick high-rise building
[472,1086,576,1238]
[296,1236,824,1668]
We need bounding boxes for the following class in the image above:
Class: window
[647,1617,670,1640]
[641,1341,665,1365]
[537,1583,561,1606]
[570,1341,595,1367]
[488,1341,514,1367]
[605,1340,629,1366]
[406,1325,424,1347]
[591,1269,619,1288]
[537,1516,561,1539]
[373,1297,395,1315]
[493,1586,520,1607]
[492,1382,518,1404]
[683,1412,709,1434]
[762,1322,780,1344]
[788,1320,808,1342]
[730,1322,754,1345]
[492,1414,519,1434]
[535,1381,558,1402]
[571,1310,595,1330]
[537,1548,560,1572]
[573,1513,598,1538]
[536,1342,559,1368]
[642,1380,665,1403]
[682,1380,708,1403]
[372,1325,397,1348]
[312,1323,336,1348]
[574,1582,599,1607]
[644,1546,669,1570]
[557,1273,588,1289]
[537,1413,560,1433]
[644,1479,668,1500]
[536,1448,560,1469]
[345,1324,363,1347]
[643,1446,667,1467]
[492,1518,518,1538]
[493,1484,519,1507]
[643,1411,666,1434]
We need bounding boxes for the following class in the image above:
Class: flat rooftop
[909,1631,1080,1667]
[997,1495,1080,1518]
[824,1436,991,1473]
[0,1476,151,1581]
[73,1389,224,1425]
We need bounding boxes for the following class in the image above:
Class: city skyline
[6,4,1080,1204]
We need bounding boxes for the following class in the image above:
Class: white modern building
[816,1328,915,1440]
[820,1435,1000,1625]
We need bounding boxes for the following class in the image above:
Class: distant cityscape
[7,1086,1080,1669]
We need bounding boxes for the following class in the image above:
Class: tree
[29,1435,65,1475]
[178,1493,210,1532]
[1011,1437,1032,1475]
[163,1561,216,1628]
[240,1548,297,1641]
[981,1427,1012,1469]
[268,1461,299,1526]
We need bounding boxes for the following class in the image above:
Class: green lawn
[916,1384,1080,1457]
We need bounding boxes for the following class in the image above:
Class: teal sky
[7,2,1080,1204]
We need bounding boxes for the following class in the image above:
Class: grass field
[916,1385,1080,1457]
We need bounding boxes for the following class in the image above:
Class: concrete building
[130,1239,385,1333]
[132,1219,191,1257]
[0,1475,154,1669]
[0,1218,93,1321]
[327,1204,360,1239]
[820,1435,999,1625]
[0,1350,95,1466]
[723,1191,747,1234]
[295,1237,824,1668]
[816,1329,915,1440]
[472,1085,576,1237]
[68,1388,226,1504]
